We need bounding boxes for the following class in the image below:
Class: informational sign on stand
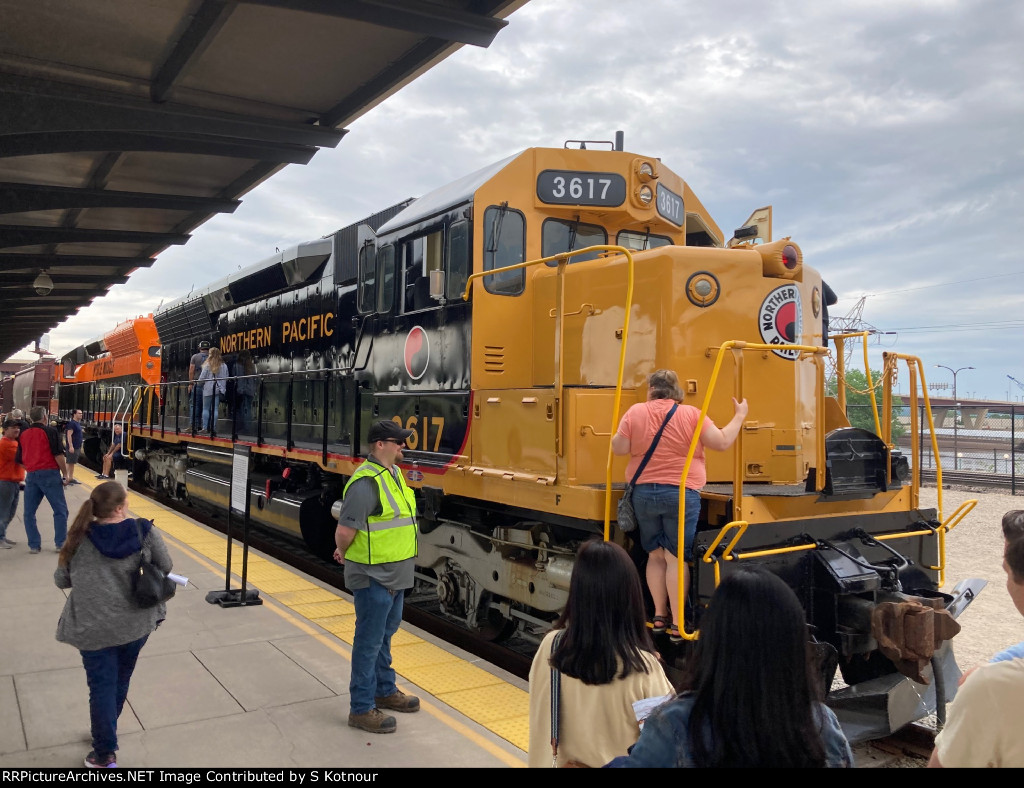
[230,448,250,514]
[205,445,262,608]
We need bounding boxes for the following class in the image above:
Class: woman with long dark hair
[55,481,173,769]
[605,566,853,768]
[528,539,674,767]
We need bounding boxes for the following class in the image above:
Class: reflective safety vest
[342,460,418,565]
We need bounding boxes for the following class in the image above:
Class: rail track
[919,469,1022,492]
[98,460,942,766]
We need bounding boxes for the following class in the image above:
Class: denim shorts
[632,484,701,561]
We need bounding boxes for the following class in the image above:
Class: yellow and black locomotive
[58,134,982,741]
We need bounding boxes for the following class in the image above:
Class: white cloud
[10,0,1022,399]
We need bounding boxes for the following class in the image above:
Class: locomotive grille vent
[484,346,505,373]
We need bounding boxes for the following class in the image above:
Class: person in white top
[929,532,1024,768]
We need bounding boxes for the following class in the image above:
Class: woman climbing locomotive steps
[54,481,173,769]
[612,369,747,639]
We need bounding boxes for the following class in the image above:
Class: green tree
[827,368,906,439]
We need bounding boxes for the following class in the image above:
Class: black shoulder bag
[617,404,678,533]
[549,631,589,768]
[131,519,176,608]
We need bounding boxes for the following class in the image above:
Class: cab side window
[447,220,470,300]
[376,245,395,314]
[357,241,376,314]
[483,205,525,296]
[401,229,444,313]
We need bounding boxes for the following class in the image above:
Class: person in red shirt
[14,406,69,553]
[0,419,26,547]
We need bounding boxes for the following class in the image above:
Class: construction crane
[1008,375,1024,396]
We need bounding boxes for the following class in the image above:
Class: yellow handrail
[462,245,636,542]
[830,331,882,436]
[676,340,828,640]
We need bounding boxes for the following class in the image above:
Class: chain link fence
[846,404,1024,494]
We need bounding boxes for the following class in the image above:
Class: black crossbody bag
[616,404,678,533]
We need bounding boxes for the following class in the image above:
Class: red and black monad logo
[758,285,802,360]
[404,326,430,380]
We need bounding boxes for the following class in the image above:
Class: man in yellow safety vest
[334,419,420,734]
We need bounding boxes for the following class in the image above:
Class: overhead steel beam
[0,183,241,215]
[0,80,344,149]
[240,0,507,47]
[151,0,237,103]
[0,131,319,164]
[0,254,155,270]
[0,273,130,286]
[0,226,190,249]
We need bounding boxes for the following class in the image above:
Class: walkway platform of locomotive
[0,480,529,769]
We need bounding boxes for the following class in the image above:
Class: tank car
[118,136,980,741]
[4,357,58,415]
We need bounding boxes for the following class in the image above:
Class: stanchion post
[205,445,262,608]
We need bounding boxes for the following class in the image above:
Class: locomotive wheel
[143,466,156,489]
[476,608,516,642]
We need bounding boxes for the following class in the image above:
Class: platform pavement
[0,479,529,769]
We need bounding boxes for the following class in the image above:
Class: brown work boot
[348,708,396,734]
[374,690,420,713]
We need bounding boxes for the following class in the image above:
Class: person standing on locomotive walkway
[187,340,210,431]
[612,369,748,640]
[333,419,421,734]
[16,405,70,553]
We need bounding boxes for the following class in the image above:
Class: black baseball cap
[367,420,413,443]
[199,340,211,349]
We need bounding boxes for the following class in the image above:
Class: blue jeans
[633,484,700,561]
[350,580,404,714]
[0,479,19,539]
[189,386,203,430]
[23,469,68,551]
[202,392,220,432]
[237,394,254,432]
[80,635,149,757]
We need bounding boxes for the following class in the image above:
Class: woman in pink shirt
[612,370,747,641]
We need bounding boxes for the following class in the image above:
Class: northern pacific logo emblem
[758,285,802,360]
[404,326,429,380]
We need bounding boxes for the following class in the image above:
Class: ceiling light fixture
[33,270,53,296]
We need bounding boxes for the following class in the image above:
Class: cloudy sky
[15,0,1022,401]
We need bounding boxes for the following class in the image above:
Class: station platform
[0,478,529,769]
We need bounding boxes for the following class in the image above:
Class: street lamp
[935,365,974,470]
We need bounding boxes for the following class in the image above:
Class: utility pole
[936,365,974,471]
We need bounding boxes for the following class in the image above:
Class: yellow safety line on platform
[79,479,528,767]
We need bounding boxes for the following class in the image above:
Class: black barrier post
[205,445,262,608]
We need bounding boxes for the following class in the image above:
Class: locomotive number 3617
[390,415,445,452]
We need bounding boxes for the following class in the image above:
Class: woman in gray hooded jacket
[55,481,172,769]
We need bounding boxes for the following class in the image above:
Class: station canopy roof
[0,0,526,362]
